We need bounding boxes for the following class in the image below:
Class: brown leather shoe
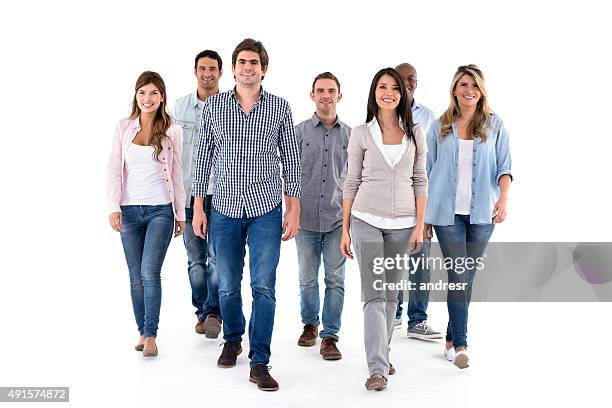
[249,364,279,391]
[195,318,206,334]
[217,341,242,368]
[320,337,342,360]
[298,324,318,347]
[365,373,387,391]
[203,315,221,339]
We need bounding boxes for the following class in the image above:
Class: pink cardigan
[106,117,186,221]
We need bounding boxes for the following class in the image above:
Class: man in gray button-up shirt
[295,72,350,360]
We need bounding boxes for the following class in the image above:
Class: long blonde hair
[440,64,492,142]
[130,71,172,162]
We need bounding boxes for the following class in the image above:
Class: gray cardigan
[343,122,428,218]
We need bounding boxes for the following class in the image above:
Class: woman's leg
[141,204,174,339]
[120,206,146,337]
[434,216,469,350]
[350,217,390,377]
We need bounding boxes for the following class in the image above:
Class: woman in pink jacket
[106,71,186,357]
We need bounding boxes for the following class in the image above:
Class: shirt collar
[191,91,205,110]
[130,117,141,131]
[230,86,267,102]
[310,112,340,128]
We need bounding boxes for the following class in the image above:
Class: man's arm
[278,103,301,240]
[191,101,215,238]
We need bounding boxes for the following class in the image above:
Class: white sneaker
[444,346,455,362]
[453,350,469,369]
[393,318,402,329]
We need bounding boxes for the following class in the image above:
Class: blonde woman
[425,64,512,368]
[107,71,186,357]
[341,68,427,391]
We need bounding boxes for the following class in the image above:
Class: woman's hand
[408,225,424,254]
[424,223,433,241]
[492,195,508,223]
[340,230,354,260]
[174,220,186,237]
[109,212,122,232]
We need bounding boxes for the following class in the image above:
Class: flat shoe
[135,343,144,352]
[444,346,455,362]
[143,344,158,357]
[365,374,387,391]
[453,350,469,369]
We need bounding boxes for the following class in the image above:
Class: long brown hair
[130,71,172,162]
[366,67,415,144]
[439,64,492,142]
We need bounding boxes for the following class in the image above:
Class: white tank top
[120,143,171,206]
[455,139,474,215]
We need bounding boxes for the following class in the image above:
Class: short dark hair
[231,38,269,68]
[311,72,341,93]
[194,50,223,71]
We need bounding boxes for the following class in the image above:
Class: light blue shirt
[412,100,435,134]
[425,114,512,226]
[170,92,209,206]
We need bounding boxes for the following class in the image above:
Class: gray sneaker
[393,318,402,329]
[407,321,443,340]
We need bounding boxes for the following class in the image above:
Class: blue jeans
[211,203,282,367]
[295,227,346,341]
[434,215,494,349]
[183,195,221,321]
[396,240,432,327]
[120,204,174,338]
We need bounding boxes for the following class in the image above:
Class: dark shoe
[249,364,279,391]
[365,373,387,391]
[298,324,318,347]
[195,318,206,334]
[135,343,144,352]
[320,337,342,360]
[389,364,396,375]
[217,341,242,368]
[204,315,222,339]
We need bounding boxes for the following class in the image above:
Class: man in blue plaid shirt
[192,38,300,392]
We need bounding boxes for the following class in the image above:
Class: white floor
[1,239,610,407]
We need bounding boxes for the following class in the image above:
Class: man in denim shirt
[170,50,223,338]
[295,72,350,360]
[393,63,443,340]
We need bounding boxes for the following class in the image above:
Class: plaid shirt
[192,87,301,218]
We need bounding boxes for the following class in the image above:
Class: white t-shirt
[121,143,171,206]
[455,139,474,215]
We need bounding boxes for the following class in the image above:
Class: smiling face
[396,64,417,102]
[310,78,341,116]
[232,50,267,87]
[375,74,401,111]
[453,74,481,109]
[136,83,163,114]
[195,56,221,91]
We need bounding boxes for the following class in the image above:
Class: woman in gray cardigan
[340,68,428,391]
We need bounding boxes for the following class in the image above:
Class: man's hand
[282,196,300,241]
[192,197,207,239]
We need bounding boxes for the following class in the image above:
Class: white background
[1,0,611,406]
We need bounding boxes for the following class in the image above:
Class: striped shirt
[192,87,301,218]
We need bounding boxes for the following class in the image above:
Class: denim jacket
[425,114,512,226]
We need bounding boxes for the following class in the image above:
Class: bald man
[394,63,442,340]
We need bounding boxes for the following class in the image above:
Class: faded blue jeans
[434,215,494,349]
[295,226,346,341]
[211,203,282,367]
[120,204,174,338]
[396,240,432,327]
[183,195,221,321]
